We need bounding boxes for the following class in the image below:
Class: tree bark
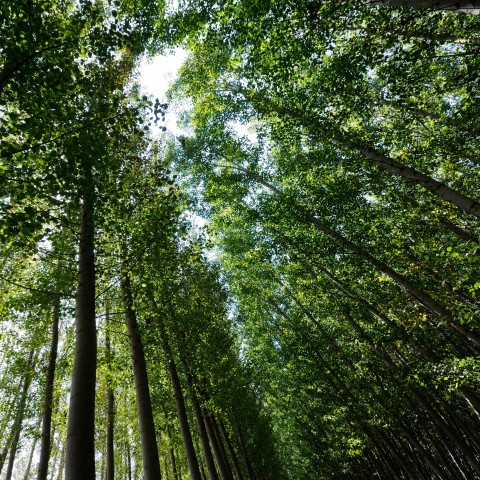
[190,387,219,480]
[169,447,178,480]
[106,308,115,480]
[127,443,133,480]
[234,422,255,480]
[5,349,35,480]
[65,161,97,479]
[159,318,202,480]
[243,90,480,218]
[37,299,60,480]
[356,145,480,218]
[203,410,233,480]
[210,416,234,480]
[121,268,162,480]
[227,161,480,346]
[218,420,244,480]
[367,0,480,14]
[23,422,40,480]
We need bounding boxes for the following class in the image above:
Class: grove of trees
[0,1,479,479]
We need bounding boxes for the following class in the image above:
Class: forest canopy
[1,1,480,479]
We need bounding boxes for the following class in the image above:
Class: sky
[137,48,188,135]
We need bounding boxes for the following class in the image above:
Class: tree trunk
[23,423,40,480]
[169,448,178,480]
[203,410,233,480]
[159,319,202,480]
[121,268,162,480]
[211,417,233,480]
[243,91,480,218]
[65,161,97,480]
[218,420,244,480]
[190,387,219,480]
[356,144,480,218]
[5,349,35,480]
[234,422,255,480]
[56,444,66,480]
[228,162,480,346]
[0,379,23,475]
[37,299,60,480]
[106,308,115,480]
[127,443,133,480]
[367,0,480,14]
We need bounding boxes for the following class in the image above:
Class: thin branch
[0,273,75,298]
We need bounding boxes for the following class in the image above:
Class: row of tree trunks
[121,268,162,480]
[106,307,115,480]
[3,350,36,480]
[37,299,60,480]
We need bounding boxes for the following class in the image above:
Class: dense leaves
[1,1,480,479]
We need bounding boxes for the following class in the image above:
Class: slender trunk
[106,308,115,480]
[234,423,255,480]
[23,426,40,480]
[198,453,207,480]
[367,0,480,14]
[160,320,202,480]
[190,387,219,480]
[5,350,35,480]
[169,448,178,480]
[37,299,60,480]
[218,421,244,480]
[413,391,480,475]
[101,444,107,480]
[398,424,449,480]
[0,376,28,475]
[228,162,480,346]
[127,443,133,480]
[357,145,480,217]
[243,91,480,217]
[460,385,480,417]
[106,383,115,480]
[210,416,234,480]
[49,434,61,480]
[56,444,66,480]
[65,161,97,479]
[404,197,479,245]
[203,410,233,480]
[121,268,162,480]
[313,265,437,362]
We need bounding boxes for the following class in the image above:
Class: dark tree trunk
[234,423,255,480]
[0,379,23,475]
[243,93,480,218]
[203,410,233,480]
[169,448,179,480]
[106,308,115,480]
[37,299,60,480]
[159,319,202,480]
[5,350,35,480]
[23,421,40,480]
[65,161,97,479]
[211,417,233,480]
[121,268,162,480]
[190,388,219,480]
[218,420,244,480]
[127,443,132,480]
[215,420,243,480]
[230,163,480,346]
[367,0,480,14]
